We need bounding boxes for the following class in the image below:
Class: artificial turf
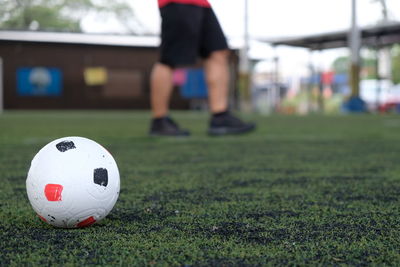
[1,111,400,266]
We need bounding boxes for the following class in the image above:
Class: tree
[332,46,400,84]
[392,44,400,84]
[0,0,143,33]
[332,56,349,74]
[332,52,377,79]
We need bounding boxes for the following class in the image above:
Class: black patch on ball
[56,141,76,152]
[94,168,108,187]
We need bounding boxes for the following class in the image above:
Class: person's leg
[204,49,230,114]
[149,62,190,136]
[150,62,174,118]
[205,51,256,136]
[149,4,203,136]
[204,50,257,136]
[199,7,255,135]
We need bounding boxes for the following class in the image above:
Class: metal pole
[376,48,381,111]
[376,0,392,81]
[308,51,314,113]
[239,0,251,108]
[350,0,361,97]
[377,0,388,21]
[0,57,3,114]
[243,0,249,72]
[240,0,249,73]
[273,52,279,112]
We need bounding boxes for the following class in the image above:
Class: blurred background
[0,0,400,114]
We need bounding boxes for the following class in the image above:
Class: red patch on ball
[77,216,96,228]
[38,215,47,222]
[44,184,63,201]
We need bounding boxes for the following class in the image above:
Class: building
[0,31,239,110]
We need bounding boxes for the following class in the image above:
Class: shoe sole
[208,124,256,136]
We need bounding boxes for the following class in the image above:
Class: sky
[137,0,400,38]
[81,0,400,77]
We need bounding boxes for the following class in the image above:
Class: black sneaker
[208,112,256,136]
[149,117,190,137]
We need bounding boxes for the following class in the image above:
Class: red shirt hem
[158,0,211,8]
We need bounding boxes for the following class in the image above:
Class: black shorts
[159,3,229,67]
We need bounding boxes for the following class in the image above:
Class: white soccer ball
[26,136,120,228]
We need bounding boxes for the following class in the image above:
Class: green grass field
[1,111,400,266]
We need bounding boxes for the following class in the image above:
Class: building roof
[0,30,160,48]
[263,22,400,50]
[0,30,243,50]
